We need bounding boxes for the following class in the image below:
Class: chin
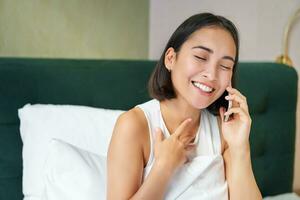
[189,98,211,110]
[188,92,221,110]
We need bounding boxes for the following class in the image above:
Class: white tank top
[136,99,228,200]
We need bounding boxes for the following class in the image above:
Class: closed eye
[194,55,207,61]
[220,65,232,70]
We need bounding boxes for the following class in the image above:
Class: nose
[202,63,217,81]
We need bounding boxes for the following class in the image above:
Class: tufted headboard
[0,58,298,199]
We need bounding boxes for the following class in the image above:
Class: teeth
[192,81,213,92]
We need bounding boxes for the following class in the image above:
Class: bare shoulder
[107,107,149,199]
[110,107,148,147]
[115,107,147,132]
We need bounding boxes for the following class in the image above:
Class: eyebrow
[192,45,235,63]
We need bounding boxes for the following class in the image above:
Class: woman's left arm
[219,87,262,200]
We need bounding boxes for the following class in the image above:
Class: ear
[164,47,176,71]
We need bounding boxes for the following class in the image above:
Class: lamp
[276,7,300,67]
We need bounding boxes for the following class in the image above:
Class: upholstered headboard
[0,58,297,199]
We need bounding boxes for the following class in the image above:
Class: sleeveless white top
[136,99,228,200]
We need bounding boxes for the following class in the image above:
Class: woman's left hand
[219,87,252,152]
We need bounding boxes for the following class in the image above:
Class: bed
[0,57,298,199]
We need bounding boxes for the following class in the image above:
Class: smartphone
[223,100,232,122]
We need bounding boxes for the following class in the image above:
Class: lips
[191,81,215,93]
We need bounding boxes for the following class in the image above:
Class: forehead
[183,26,236,56]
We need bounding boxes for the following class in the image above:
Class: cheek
[219,72,232,87]
[186,66,200,81]
[185,59,205,78]
[175,59,200,82]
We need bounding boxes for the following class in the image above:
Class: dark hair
[148,12,239,115]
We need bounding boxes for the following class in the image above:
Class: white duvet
[264,193,300,200]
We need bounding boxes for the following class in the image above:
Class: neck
[160,97,201,135]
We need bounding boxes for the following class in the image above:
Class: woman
[107,12,262,200]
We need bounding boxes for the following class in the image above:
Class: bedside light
[276,7,300,67]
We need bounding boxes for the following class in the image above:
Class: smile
[192,81,215,93]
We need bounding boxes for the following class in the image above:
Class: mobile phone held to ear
[224,100,232,122]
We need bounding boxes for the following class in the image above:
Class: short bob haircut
[148,12,240,116]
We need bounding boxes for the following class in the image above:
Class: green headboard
[0,58,297,199]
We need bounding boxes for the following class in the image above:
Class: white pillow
[18,104,124,200]
[42,139,106,200]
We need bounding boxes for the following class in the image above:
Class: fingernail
[155,127,160,132]
[187,118,192,122]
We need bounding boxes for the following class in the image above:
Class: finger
[226,87,246,100]
[187,135,197,144]
[225,94,249,113]
[224,107,249,122]
[154,127,164,142]
[185,144,196,151]
[180,134,196,146]
[173,118,192,138]
[225,87,247,111]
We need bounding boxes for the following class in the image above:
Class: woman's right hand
[153,118,196,174]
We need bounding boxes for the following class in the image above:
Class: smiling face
[164,26,236,109]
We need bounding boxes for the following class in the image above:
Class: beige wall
[149,0,300,193]
[0,0,149,59]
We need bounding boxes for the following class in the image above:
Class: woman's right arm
[107,109,172,200]
[107,109,195,200]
